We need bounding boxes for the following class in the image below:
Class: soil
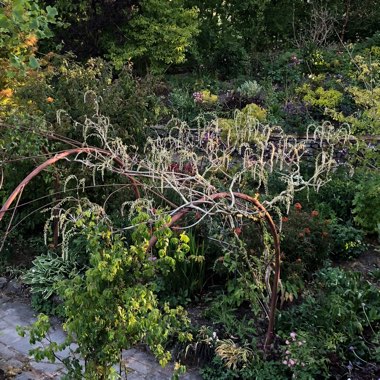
[339,244,380,283]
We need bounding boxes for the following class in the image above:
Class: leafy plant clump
[353,174,380,238]
[18,206,193,379]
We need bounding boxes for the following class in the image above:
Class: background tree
[38,0,199,73]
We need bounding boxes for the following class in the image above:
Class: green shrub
[278,267,380,374]
[18,208,193,378]
[353,173,380,236]
[329,222,367,259]
[170,87,199,121]
[297,83,343,109]
[16,56,166,146]
[280,330,329,379]
[156,230,206,305]
[200,351,287,380]
[280,204,331,277]
[102,0,199,73]
[237,80,262,99]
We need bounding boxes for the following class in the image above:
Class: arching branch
[147,191,280,351]
[0,147,140,222]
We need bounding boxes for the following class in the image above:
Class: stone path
[0,292,201,379]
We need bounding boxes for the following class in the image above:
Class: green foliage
[329,222,367,259]
[22,251,79,299]
[215,339,254,371]
[19,207,192,378]
[203,296,257,342]
[0,0,57,76]
[280,331,329,379]
[297,83,343,109]
[353,173,380,236]
[280,205,331,278]
[169,87,200,121]
[198,90,218,105]
[295,168,359,222]
[278,267,380,374]
[200,355,240,380]
[3,3,380,379]
[188,0,270,77]
[15,56,165,146]
[157,230,206,305]
[17,313,69,363]
[103,0,199,73]
[218,103,267,144]
[30,293,65,317]
[237,80,262,99]
[200,352,287,380]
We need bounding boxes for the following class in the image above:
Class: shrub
[353,173,380,237]
[18,207,193,378]
[297,83,343,109]
[102,0,199,73]
[278,267,380,376]
[217,103,267,144]
[237,80,262,99]
[16,56,166,146]
[280,330,328,379]
[280,204,331,277]
[329,222,367,259]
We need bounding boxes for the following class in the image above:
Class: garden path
[0,292,201,380]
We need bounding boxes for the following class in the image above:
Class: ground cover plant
[0,0,379,379]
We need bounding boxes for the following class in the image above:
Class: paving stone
[48,328,66,344]
[124,371,145,380]
[30,360,64,374]
[0,342,16,360]
[0,278,7,290]
[182,370,203,380]
[123,347,140,357]
[2,358,25,376]
[1,304,35,325]
[14,371,40,380]
[0,294,10,305]
[0,328,25,345]
[129,350,158,364]
[0,318,10,330]
[125,359,153,375]
[6,280,23,295]
[147,371,173,380]
[11,337,35,356]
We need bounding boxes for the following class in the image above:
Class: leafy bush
[19,207,193,378]
[280,330,329,379]
[0,0,57,77]
[16,56,166,146]
[329,222,367,259]
[353,173,380,237]
[156,230,206,305]
[170,87,199,121]
[278,267,380,376]
[218,103,267,144]
[281,204,331,277]
[297,82,343,109]
[102,0,199,73]
[237,80,262,99]
[200,350,287,380]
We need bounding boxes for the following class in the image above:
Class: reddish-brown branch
[147,192,281,350]
[0,147,140,222]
